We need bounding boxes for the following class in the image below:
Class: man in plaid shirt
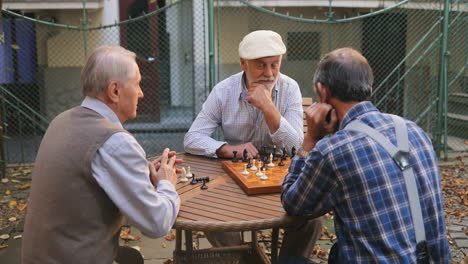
[282,48,450,263]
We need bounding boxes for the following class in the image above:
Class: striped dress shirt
[282,101,451,263]
[184,72,304,157]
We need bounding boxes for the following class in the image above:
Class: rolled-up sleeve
[271,80,304,153]
[184,88,227,158]
[92,132,180,238]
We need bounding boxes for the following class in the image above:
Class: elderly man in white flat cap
[184,30,322,262]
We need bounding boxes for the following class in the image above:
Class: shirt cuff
[270,116,287,139]
[211,141,228,158]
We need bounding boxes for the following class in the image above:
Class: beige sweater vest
[22,106,127,264]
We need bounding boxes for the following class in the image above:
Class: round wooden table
[173,153,304,264]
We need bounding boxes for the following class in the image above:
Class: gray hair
[81,45,137,97]
[313,48,373,102]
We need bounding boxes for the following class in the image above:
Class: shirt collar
[240,72,280,102]
[81,96,123,129]
[339,101,379,130]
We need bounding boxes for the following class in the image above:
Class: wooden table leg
[185,229,193,264]
[271,227,279,264]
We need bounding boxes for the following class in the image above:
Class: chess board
[221,158,291,195]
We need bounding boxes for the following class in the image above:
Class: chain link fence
[0,0,466,169]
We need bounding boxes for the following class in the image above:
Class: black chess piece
[282,148,288,160]
[291,146,296,158]
[272,145,278,161]
[190,174,197,185]
[242,149,249,163]
[278,156,285,166]
[246,158,252,168]
[200,179,208,190]
[261,158,268,171]
[232,151,239,163]
[264,154,271,164]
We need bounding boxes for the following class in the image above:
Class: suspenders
[345,115,429,263]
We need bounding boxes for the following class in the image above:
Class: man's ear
[316,82,330,103]
[240,58,247,72]
[107,81,120,103]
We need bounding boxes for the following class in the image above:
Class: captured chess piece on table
[190,174,197,185]
[232,151,239,162]
[180,167,188,182]
[291,146,296,158]
[186,166,193,178]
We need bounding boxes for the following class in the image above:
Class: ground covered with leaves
[0,154,466,263]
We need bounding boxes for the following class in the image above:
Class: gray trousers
[204,216,324,257]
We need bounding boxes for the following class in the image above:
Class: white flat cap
[238,30,286,59]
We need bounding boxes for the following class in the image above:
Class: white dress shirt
[81,97,180,238]
[184,72,304,157]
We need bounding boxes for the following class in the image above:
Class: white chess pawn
[267,153,275,167]
[256,164,263,177]
[186,166,193,178]
[179,167,188,182]
[242,164,249,175]
[250,159,257,171]
[260,167,268,180]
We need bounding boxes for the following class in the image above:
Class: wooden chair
[302,97,313,134]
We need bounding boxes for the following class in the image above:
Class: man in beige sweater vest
[22,46,181,264]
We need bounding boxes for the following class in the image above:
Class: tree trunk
[0,3,4,178]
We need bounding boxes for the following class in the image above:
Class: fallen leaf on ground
[163,259,173,264]
[8,217,16,222]
[8,201,17,208]
[0,234,10,240]
[11,179,20,183]
[0,244,8,249]
[164,231,176,241]
[5,190,11,195]
[18,183,31,190]
[16,203,27,211]
[161,241,167,248]
[13,235,22,239]
[1,179,8,183]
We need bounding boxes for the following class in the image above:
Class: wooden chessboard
[221,158,291,195]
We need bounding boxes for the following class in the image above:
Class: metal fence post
[81,0,88,56]
[208,0,215,91]
[436,0,450,160]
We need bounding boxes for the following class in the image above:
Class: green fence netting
[0,0,466,170]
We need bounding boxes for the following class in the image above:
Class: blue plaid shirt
[282,101,450,263]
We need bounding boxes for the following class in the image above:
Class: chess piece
[190,174,197,185]
[291,147,296,158]
[256,166,263,177]
[278,156,285,166]
[179,167,188,182]
[232,151,239,162]
[282,148,288,160]
[250,159,257,171]
[261,159,268,171]
[200,179,208,190]
[186,166,193,178]
[246,158,252,169]
[260,168,268,180]
[273,145,278,161]
[267,153,275,167]
[242,164,249,175]
[242,149,249,163]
